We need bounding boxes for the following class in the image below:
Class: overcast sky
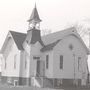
[0,0,90,69]
[0,0,90,47]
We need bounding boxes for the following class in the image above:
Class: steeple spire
[35,2,36,9]
[28,4,42,29]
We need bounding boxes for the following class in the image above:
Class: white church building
[0,5,90,87]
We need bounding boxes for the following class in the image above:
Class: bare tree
[41,29,52,36]
[66,22,89,48]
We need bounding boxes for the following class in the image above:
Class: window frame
[46,55,49,69]
[4,58,7,69]
[25,54,27,69]
[60,55,63,69]
[78,57,81,71]
[14,54,17,69]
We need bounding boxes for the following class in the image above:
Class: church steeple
[27,4,42,29]
[24,5,44,46]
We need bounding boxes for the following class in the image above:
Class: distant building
[0,5,89,87]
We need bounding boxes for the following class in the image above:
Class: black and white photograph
[0,0,90,90]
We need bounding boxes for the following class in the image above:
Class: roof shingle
[40,39,61,52]
[10,31,26,50]
[27,5,41,23]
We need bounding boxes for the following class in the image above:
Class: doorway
[37,60,40,76]
[14,80,18,86]
[36,60,45,77]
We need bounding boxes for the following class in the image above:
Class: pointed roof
[41,39,61,52]
[10,31,26,50]
[42,27,90,54]
[27,5,42,23]
[0,31,27,53]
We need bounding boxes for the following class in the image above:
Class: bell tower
[27,4,42,30]
[24,4,44,46]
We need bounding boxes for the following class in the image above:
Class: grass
[0,83,90,90]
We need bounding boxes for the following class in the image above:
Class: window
[7,77,12,83]
[69,44,74,51]
[5,59,7,69]
[33,56,40,60]
[46,55,49,69]
[25,55,27,69]
[56,79,63,86]
[14,80,18,86]
[14,55,16,69]
[60,55,63,69]
[8,37,12,51]
[78,57,81,71]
